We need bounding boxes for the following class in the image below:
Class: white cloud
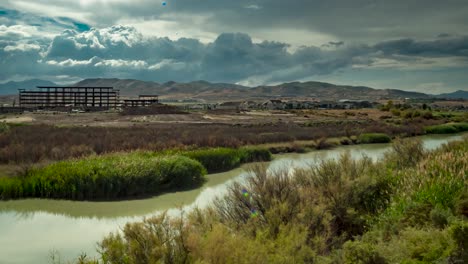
[46,57,148,68]
[118,14,218,43]
[4,43,41,52]
[244,4,262,10]
[95,59,147,68]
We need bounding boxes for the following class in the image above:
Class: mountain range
[0,79,57,95]
[1,78,467,101]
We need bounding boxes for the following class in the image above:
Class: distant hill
[75,78,430,101]
[437,90,468,99]
[0,79,57,95]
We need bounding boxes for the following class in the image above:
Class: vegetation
[358,133,391,143]
[0,146,271,200]
[425,122,468,134]
[0,120,438,164]
[72,136,468,263]
[0,122,9,134]
[172,147,272,173]
[0,154,207,200]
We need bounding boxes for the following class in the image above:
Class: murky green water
[0,133,465,263]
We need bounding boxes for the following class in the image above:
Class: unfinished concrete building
[19,86,120,110]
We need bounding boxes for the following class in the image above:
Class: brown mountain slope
[74,78,430,101]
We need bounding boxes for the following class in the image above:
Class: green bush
[173,147,271,173]
[402,110,414,119]
[425,123,468,134]
[0,154,207,200]
[449,221,468,262]
[181,148,243,172]
[0,122,9,133]
[385,138,425,169]
[343,241,387,264]
[239,147,272,163]
[422,111,434,119]
[358,133,391,144]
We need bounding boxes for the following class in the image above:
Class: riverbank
[251,122,468,154]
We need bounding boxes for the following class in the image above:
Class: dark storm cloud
[3,23,467,85]
[374,36,468,57]
[3,0,468,43]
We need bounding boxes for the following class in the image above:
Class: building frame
[19,86,120,109]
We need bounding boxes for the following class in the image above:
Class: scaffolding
[19,86,120,109]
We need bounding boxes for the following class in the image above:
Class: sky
[1,0,468,93]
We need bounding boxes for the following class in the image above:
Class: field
[0,106,466,192]
[0,108,451,167]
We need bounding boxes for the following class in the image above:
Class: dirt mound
[121,104,187,115]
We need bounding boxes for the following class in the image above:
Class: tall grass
[170,147,272,173]
[358,133,392,143]
[425,122,468,134]
[0,147,272,200]
[73,136,468,263]
[0,154,206,200]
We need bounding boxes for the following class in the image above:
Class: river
[0,133,465,263]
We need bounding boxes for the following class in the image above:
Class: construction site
[0,86,160,113]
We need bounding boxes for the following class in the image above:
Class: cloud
[373,36,468,57]
[4,43,41,52]
[3,0,468,46]
[1,23,468,90]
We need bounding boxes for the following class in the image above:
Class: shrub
[385,138,425,169]
[178,148,242,172]
[425,123,468,134]
[0,154,207,200]
[239,147,272,163]
[449,221,468,262]
[402,110,414,119]
[375,228,454,263]
[422,111,434,119]
[0,122,9,134]
[343,241,387,264]
[358,133,391,144]
[452,122,468,132]
[390,109,401,117]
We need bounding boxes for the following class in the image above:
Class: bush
[449,221,468,262]
[178,148,243,173]
[0,122,9,134]
[422,111,434,119]
[239,147,272,163]
[0,154,207,200]
[176,147,271,173]
[390,109,401,117]
[385,138,425,169]
[425,123,468,134]
[358,133,391,144]
[402,110,414,119]
[343,241,387,264]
